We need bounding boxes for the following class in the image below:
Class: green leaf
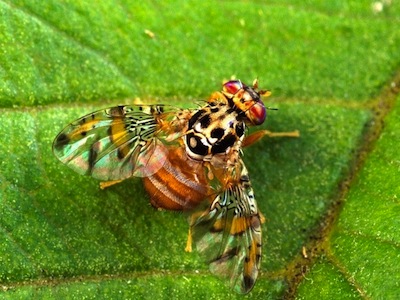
[296,96,400,299]
[1,0,400,299]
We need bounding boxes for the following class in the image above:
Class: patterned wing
[190,161,262,294]
[53,105,176,181]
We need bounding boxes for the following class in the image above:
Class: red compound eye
[248,100,267,125]
[223,80,243,95]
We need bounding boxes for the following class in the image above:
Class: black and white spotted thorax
[183,79,268,162]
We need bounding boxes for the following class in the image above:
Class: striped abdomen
[142,147,212,211]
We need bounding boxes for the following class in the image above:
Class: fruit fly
[53,79,299,293]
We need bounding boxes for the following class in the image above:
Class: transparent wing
[191,161,262,294]
[53,105,182,181]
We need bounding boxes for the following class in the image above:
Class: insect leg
[99,180,123,190]
[185,211,205,252]
[242,129,300,147]
[185,226,193,252]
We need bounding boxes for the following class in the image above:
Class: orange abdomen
[142,147,211,211]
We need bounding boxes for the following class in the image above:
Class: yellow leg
[242,129,300,147]
[259,211,266,224]
[99,180,123,190]
[185,226,193,253]
[264,130,300,138]
[185,212,202,252]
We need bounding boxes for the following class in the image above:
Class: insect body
[53,79,271,293]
